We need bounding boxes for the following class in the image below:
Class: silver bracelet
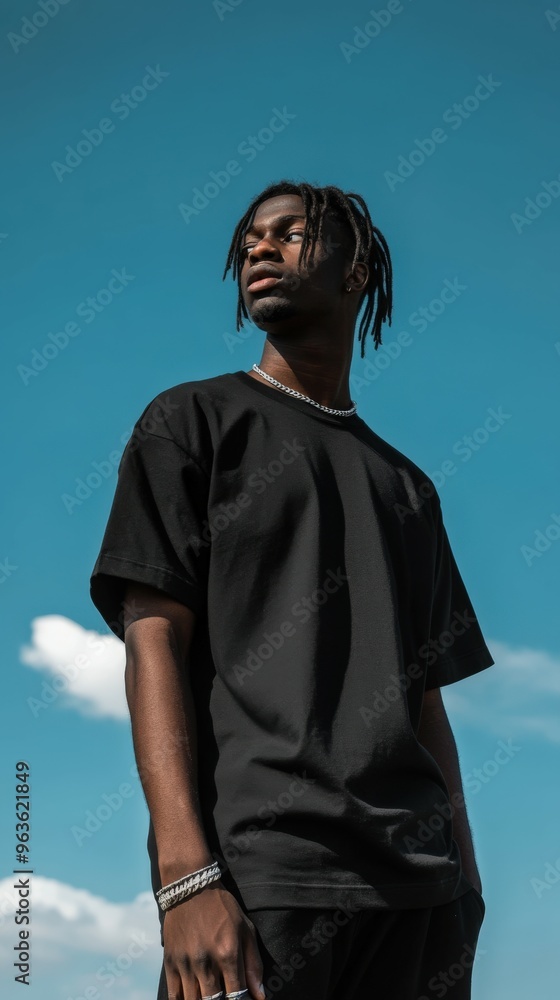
[156,861,222,911]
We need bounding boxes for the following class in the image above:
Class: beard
[248,290,301,326]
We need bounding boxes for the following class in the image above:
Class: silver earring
[345,284,352,292]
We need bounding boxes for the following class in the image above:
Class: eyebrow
[242,214,306,240]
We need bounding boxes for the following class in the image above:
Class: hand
[161,881,266,1000]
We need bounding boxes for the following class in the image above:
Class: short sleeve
[424,500,494,690]
[90,424,210,640]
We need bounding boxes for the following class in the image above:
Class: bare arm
[123,582,265,1000]
[123,582,212,882]
[417,687,482,894]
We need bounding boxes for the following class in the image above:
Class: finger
[241,925,266,1000]
[179,968,199,1000]
[219,945,247,1000]
[197,969,226,1000]
[162,963,183,1000]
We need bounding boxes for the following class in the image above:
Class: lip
[246,264,284,290]
[247,276,283,292]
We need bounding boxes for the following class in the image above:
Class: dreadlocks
[222,180,393,357]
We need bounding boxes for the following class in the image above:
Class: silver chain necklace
[251,364,357,417]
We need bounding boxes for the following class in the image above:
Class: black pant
[157,887,485,1000]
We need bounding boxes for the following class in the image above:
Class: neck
[249,331,354,411]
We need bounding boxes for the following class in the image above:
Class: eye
[240,230,304,259]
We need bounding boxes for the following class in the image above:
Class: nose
[246,237,282,263]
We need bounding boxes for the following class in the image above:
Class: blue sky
[1,0,560,996]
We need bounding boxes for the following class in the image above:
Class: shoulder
[354,419,442,525]
[137,372,236,424]
[129,371,237,459]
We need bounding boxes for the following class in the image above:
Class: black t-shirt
[90,369,494,917]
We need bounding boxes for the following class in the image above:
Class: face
[239,193,355,330]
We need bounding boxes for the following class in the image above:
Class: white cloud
[442,639,560,743]
[0,875,156,954]
[20,615,127,720]
[0,876,161,1000]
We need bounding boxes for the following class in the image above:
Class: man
[90,180,494,1000]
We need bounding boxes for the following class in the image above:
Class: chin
[249,298,299,326]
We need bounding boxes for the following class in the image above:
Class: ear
[345,261,369,293]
